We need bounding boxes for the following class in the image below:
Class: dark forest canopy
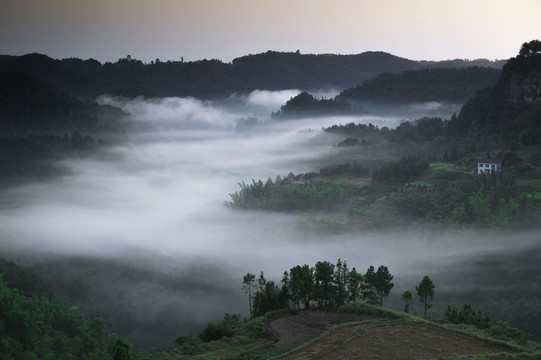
[337,67,501,104]
[449,40,541,145]
[0,258,122,359]
[0,71,127,134]
[272,91,360,119]
[0,51,505,99]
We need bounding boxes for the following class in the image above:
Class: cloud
[2,93,538,347]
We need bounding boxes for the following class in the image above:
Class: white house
[477,159,501,174]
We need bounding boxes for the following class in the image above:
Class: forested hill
[337,67,501,104]
[449,39,541,145]
[0,51,505,99]
[0,71,126,134]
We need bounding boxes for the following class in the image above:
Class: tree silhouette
[416,275,435,318]
[242,273,256,318]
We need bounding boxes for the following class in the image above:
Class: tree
[374,265,394,306]
[347,267,364,303]
[289,265,313,309]
[416,276,435,318]
[402,290,413,313]
[113,339,130,360]
[334,259,349,306]
[242,273,256,319]
[361,265,378,304]
[253,280,283,316]
[314,261,335,307]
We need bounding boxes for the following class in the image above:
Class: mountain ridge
[0,50,505,99]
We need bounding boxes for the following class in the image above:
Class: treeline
[443,303,531,344]
[0,132,105,182]
[371,155,430,184]
[227,163,370,211]
[242,260,395,317]
[325,41,541,152]
[0,258,129,359]
[0,51,503,99]
[0,71,127,183]
[271,91,358,119]
[338,67,501,103]
[228,158,538,229]
[324,117,456,154]
[0,71,126,134]
[392,171,536,227]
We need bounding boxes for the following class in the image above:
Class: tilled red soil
[268,311,514,360]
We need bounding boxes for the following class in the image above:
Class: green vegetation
[338,66,501,103]
[0,71,126,134]
[372,155,430,184]
[271,91,359,119]
[0,71,127,184]
[229,160,539,230]
[0,51,502,99]
[144,312,286,360]
[227,173,357,212]
[243,260,395,317]
[416,275,436,318]
[0,258,123,360]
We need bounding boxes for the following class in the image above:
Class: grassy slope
[140,304,541,360]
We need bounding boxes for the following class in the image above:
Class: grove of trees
[0,258,124,359]
[243,260,395,317]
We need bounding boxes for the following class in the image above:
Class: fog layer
[0,91,535,348]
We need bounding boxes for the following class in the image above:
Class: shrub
[489,321,531,344]
[198,313,240,342]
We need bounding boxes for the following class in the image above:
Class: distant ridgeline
[0,51,505,99]
[0,71,128,182]
[337,67,501,104]
[0,71,126,134]
[324,40,541,151]
[272,91,363,119]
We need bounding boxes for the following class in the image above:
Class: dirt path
[269,311,513,360]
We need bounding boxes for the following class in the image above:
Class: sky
[0,0,539,63]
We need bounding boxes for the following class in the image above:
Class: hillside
[0,70,126,134]
[449,39,541,143]
[337,66,501,104]
[0,258,124,359]
[0,51,504,99]
[0,70,129,184]
[142,305,541,360]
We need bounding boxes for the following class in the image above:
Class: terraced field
[269,311,515,360]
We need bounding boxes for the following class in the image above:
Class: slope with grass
[141,304,541,360]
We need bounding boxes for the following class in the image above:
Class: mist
[0,90,538,349]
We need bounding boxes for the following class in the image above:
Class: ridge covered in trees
[242,260,395,317]
[0,70,129,184]
[0,51,505,99]
[271,91,359,119]
[0,258,128,359]
[337,66,501,104]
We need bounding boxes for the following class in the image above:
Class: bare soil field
[268,311,514,360]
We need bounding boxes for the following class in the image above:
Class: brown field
[268,311,514,360]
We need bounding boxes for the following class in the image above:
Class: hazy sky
[1,0,539,63]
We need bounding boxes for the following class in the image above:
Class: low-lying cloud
[1,91,538,348]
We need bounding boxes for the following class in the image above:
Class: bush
[175,334,203,355]
[372,155,430,185]
[198,313,241,342]
[443,303,492,329]
[489,321,531,344]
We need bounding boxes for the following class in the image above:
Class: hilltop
[0,51,504,99]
